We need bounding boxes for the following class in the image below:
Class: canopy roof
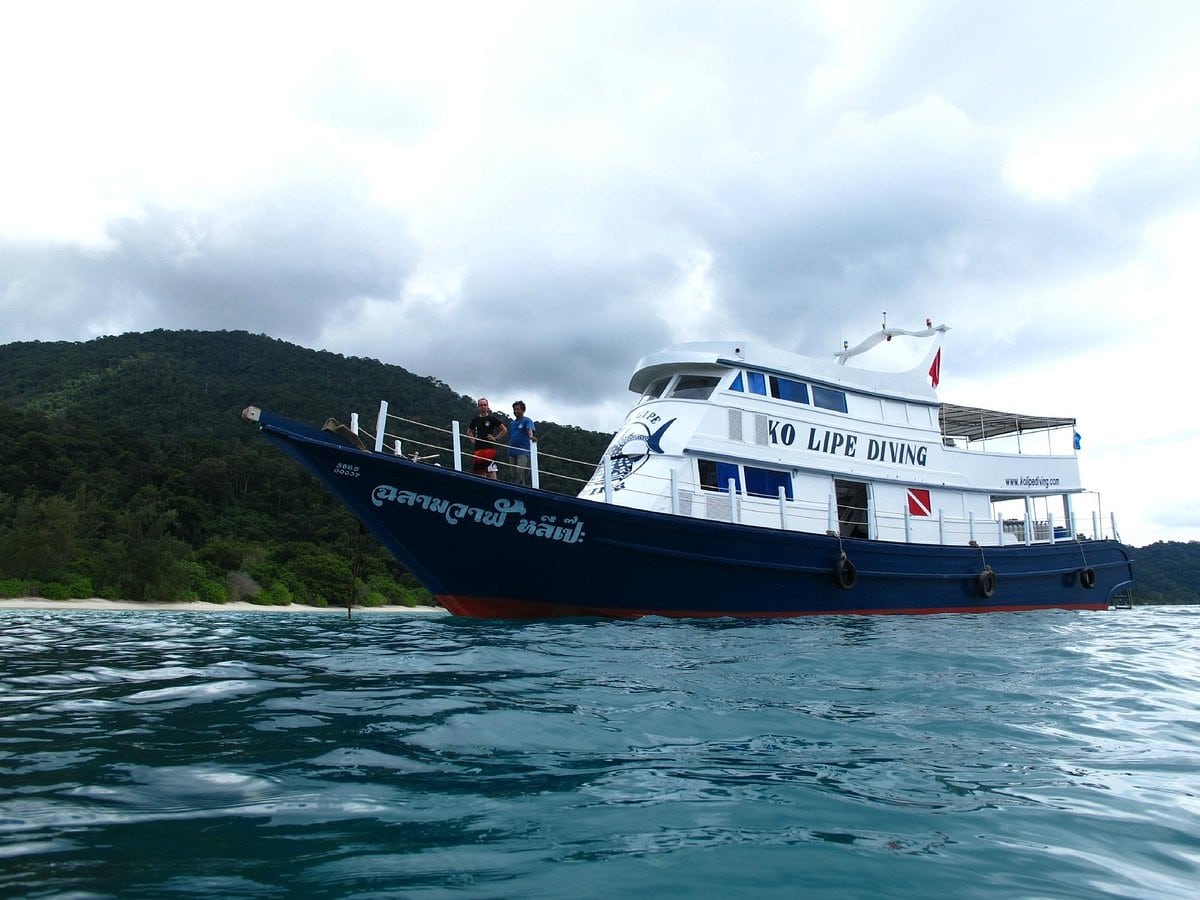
[938,403,1075,442]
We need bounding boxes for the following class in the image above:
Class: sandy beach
[0,597,448,614]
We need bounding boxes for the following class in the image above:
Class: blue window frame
[744,466,793,499]
[698,459,741,493]
[770,376,809,404]
[813,385,848,413]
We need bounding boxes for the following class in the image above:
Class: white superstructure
[582,325,1106,547]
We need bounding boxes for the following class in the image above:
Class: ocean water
[2,607,1198,899]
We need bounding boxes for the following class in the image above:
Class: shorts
[472,447,496,475]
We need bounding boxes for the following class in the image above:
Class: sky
[1,0,1198,546]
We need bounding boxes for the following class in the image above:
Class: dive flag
[928,349,942,388]
[1073,430,1082,451]
[907,488,932,517]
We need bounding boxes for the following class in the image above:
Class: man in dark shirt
[467,398,508,479]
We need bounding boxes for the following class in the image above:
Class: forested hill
[0,329,1196,607]
[0,329,613,606]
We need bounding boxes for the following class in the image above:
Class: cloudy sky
[2,1,1198,545]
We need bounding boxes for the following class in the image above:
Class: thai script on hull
[368,485,586,544]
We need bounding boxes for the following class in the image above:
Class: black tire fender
[1079,567,1096,589]
[832,554,858,590]
[977,567,997,599]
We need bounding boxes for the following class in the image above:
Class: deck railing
[339,401,1120,547]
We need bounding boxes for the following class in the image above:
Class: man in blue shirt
[508,401,537,486]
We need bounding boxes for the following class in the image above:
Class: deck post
[671,470,680,515]
[393,439,401,457]
[777,486,787,530]
[530,439,540,489]
[452,420,463,472]
[968,510,976,543]
[938,509,945,545]
[728,478,738,522]
[1048,512,1056,543]
[1070,511,1077,540]
[350,412,359,435]
[828,494,837,534]
[603,456,614,504]
[996,515,1003,544]
[1111,512,1121,543]
[374,401,388,453]
[1092,511,1100,541]
[1023,497,1033,546]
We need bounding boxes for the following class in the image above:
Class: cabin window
[699,459,792,499]
[698,459,740,493]
[747,371,768,395]
[730,372,744,392]
[770,376,809,404]
[813,385,848,413]
[744,466,793,499]
[671,375,722,400]
[640,377,671,403]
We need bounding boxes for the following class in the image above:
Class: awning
[939,403,1075,442]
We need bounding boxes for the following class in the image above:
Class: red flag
[928,349,941,388]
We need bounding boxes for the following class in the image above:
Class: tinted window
[671,375,721,400]
[744,466,793,499]
[730,372,744,392]
[813,385,848,413]
[640,377,671,403]
[747,372,767,395]
[770,376,809,404]
[698,459,740,493]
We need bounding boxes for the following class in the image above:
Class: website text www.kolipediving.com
[1005,475,1061,488]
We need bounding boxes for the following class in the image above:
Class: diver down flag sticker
[907,488,932,517]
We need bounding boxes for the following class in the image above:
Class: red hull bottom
[436,595,1111,620]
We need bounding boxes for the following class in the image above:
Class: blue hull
[257,412,1134,619]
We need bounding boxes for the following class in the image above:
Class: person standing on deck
[507,401,537,486]
[467,398,507,479]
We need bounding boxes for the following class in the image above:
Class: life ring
[977,567,997,599]
[832,554,858,590]
[1079,567,1096,589]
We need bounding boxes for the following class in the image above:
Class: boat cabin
[580,334,1111,547]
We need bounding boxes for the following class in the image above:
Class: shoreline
[0,597,448,614]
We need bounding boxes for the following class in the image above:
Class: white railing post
[1070,512,1077,540]
[1111,512,1121,543]
[969,510,976,543]
[937,509,945,545]
[350,412,359,435]
[904,505,912,543]
[828,493,838,534]
[671,470,680,515]
[1092,511,1100,541]
[1048,512,1056,543]
[530,439,540,489]
[393,439,401,457]
[452,420,463,472]
[603,456,614,504]
[996,515,1003,544]
[728,478,738,522]
[778,486,787,530]
[374,400,388,453]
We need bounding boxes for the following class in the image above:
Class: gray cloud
[2,180,417,346]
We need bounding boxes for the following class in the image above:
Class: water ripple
[2,607,1199,897]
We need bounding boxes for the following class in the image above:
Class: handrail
[342,401,1118,545]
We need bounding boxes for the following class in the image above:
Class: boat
[243,322,1134,618]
